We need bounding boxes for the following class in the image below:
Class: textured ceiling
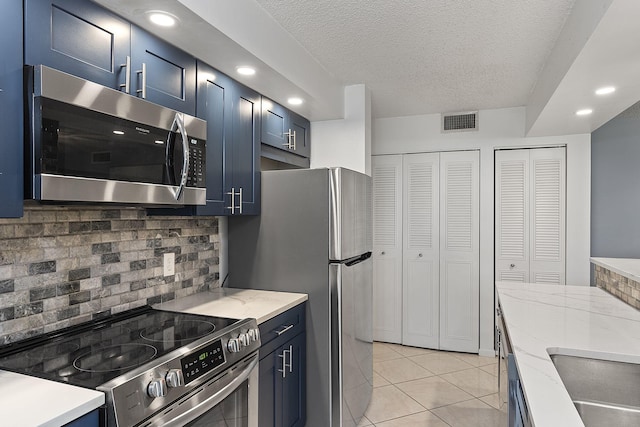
[254,0,576,118]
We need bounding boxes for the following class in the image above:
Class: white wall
[311,85,372,175]
[373,107,591,356]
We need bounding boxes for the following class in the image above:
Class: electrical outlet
[163,253,175,276]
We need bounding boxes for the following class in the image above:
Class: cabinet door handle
[136,62,147,99]
[274,324,294,336]
[287,344,293,373]
[284,129,295,150]
[238,187,243,214]
[278,346,292,378]
[226,188,236,214]
[119,56,130,94]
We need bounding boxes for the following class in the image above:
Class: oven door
[141,353,258,427]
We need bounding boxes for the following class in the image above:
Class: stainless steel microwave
[25,65,206,206]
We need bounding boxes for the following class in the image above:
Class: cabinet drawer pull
[275,324,294,336]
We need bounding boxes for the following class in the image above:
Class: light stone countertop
[0,370,104,427]
[591,257,640,282]
[496,281,640,427]
[155,287,308,323]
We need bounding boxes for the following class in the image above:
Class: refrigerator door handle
[344,251,372,267]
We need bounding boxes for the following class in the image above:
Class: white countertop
[591,257,640,282]
[156,287,308,323]
[496,281,640,427]
[0,370,104,427]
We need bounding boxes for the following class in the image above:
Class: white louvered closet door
[495,147,566,285]
[530,147,566,285]
[402,153,440,348]
[439,151,480,353]
[372,155,403,343]
[495,150,530,282]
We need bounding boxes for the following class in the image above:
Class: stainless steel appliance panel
[38,174,205,205]
[330,257,373,427]
[329,168,373,261]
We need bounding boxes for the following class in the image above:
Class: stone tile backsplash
[0,206,220,344]
[594,264,640,310]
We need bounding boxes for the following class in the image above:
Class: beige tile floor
[359,342,508,427]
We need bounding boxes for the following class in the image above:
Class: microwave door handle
[172,113,190,201]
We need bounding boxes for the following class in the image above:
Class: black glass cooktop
[0,306,237,389]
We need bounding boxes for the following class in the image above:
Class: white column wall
[373,107,591,356]
[311,85,372,175]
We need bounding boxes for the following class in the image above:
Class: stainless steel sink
[550,354,640,427]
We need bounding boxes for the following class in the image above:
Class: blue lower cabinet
[258,305,306,427]
[0,0,24,218]
[63,409,100,427]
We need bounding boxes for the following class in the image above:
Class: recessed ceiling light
[288,97,303,106]
[595,86,616,95]
[576,109,593,116]
[236,66,256,76]
[113,130,125,135]
[148,12,177,27]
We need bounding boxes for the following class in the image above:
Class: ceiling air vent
[441,111,478,133]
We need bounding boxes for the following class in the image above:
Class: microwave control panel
[186,138,206,188]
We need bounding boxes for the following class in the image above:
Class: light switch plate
[163,253,175,276]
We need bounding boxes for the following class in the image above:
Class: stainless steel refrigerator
[228,167,373,427]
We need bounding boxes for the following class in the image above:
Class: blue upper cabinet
[288,111,311,159]
[195,62,260,216]
[24,0,131,90]
[194,62,234,215]
[24,1,196,115]
[130,27,196,115]
[230,83,261,215]
[261,97,311,159]
[0,0,24,218]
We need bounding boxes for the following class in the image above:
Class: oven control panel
[180,340,225,384]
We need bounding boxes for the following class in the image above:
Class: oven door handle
[161,353,258,427]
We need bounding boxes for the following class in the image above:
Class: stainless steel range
[0,306,260,427]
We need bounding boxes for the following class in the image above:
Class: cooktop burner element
[0,306,239,389]
[140,319,216,343]
[73,343,158,373]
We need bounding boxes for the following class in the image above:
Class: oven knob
[227,337,241,353]
[248,328,260,343]
[239,332,251,347]
[147,378,167,398]
[166,369,184,388]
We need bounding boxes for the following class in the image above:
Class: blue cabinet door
[261,97,289,149]
[194,62,234,215]
[231,84,261,215]
[288,112,311,159]
[0,0,24,218]
[24,0,130,90]
[131,26,196,115]
[280,332,306,427]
